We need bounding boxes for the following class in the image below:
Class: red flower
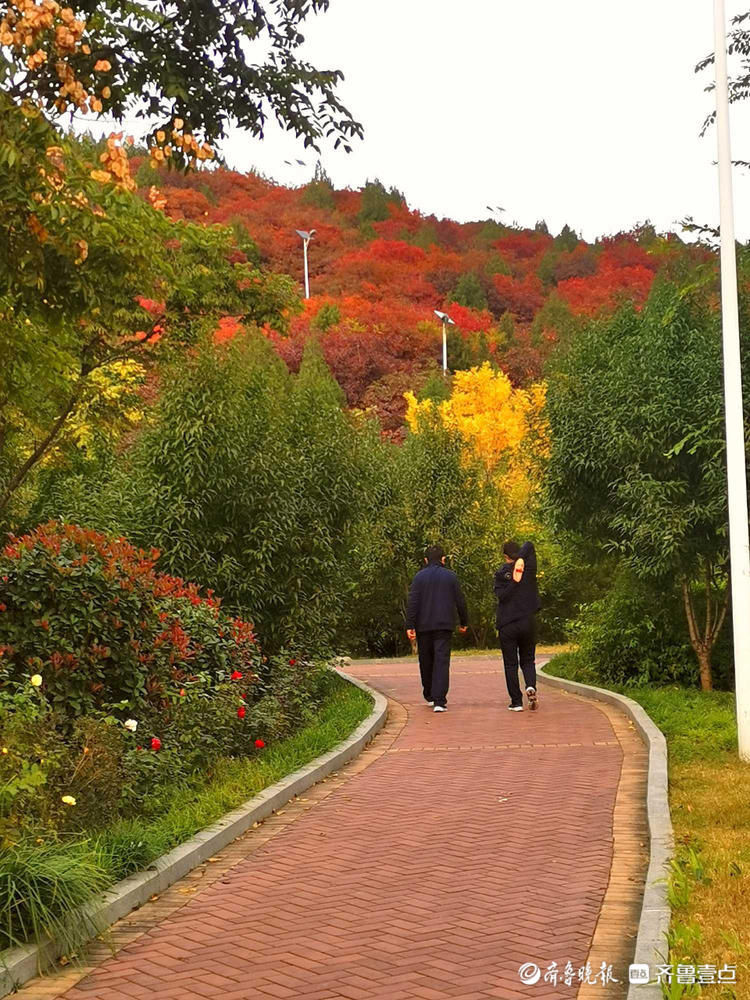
[179,688,186,696]
[151,737,162,751]
[254,739,265,749]
[230,670,243,681]
[237,706,246,719]
[288,658,296,666]
[240,693,246,700]
[136,745,143,751]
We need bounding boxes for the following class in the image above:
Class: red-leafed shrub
[499,334,544,386]
[0,522,262,719]
[491,273,546,321]
[442,302,493,333]
[495,231,551,261]
[164,187,213,221]
[598,239,660,272]
[557,264,656,316]
[554,244,599,282]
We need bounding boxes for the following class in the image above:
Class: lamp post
[434,310,456,374]
[295,229,316,299]
[714,0,750,760]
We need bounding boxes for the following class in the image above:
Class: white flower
[123,719,138,732]
[30,674,43,688]
[61,795,76,806]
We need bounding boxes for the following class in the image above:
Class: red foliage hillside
[133,160,709,420]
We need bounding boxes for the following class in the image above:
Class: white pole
[714,0,750,760]
[442,319,448,373]
[303,238,310,299]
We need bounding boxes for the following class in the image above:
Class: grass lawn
[357,643,573,662]
[545,654,750,998]
[0,671,373,954]
[452,643,573,658]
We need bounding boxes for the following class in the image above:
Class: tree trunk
[696,647,713,692]
[680,563,730,692]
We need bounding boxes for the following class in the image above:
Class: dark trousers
[498,615,537,707]
[417,629,452,707]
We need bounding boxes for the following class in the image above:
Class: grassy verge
[0,671,372,954]
[358,644,573,662]
[546,653,750,998]
[452,643,573,658]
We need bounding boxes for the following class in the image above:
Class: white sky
[221,0,750,241]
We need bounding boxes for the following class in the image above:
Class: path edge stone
[0,665,387,999]
[538,665,673,1000]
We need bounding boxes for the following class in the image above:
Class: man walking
[405,545,468,713]
[495,540,541,712]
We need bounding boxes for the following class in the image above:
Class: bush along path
[14,654,651,1000]
[0,523,372,959]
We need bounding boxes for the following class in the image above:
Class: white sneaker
[508,704,523,712]
[526,686,538,711]
[433,705,447,713]
[425,700,434,707]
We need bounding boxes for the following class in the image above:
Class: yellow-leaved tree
[404,363,549,530]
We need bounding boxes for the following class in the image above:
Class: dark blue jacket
[405,563,468,632]
[494,541,541,628]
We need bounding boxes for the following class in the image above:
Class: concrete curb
[538,666,673,1000]
[0,666,387,998]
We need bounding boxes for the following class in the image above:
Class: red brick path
[32,656,626,1000]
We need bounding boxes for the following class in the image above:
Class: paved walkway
[20,656,645,1000]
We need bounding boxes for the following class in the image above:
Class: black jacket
[405,563,468,632]
[494,541,541,629]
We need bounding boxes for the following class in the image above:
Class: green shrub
[0,703,129,839]
[103,337,374,655]
[534,534,617,643]
[0,692,68,840]
[571,570,695,686]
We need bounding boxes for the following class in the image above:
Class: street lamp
[434,310,456,374]
[713,0,750,760]
[295,229,316,299]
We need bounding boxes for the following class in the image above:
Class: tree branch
[682,577,700,653]
[0,389,80,514]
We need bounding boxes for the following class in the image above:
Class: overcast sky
[220,0,750,241]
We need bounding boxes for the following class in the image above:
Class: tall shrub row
[30,333,520,656]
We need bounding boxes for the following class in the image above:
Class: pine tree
[451,272,488,311]
[554,224,579,252]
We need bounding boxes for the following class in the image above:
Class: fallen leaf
[178,887,197,895]
[207,856,221,863]
[149,894,159,902]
